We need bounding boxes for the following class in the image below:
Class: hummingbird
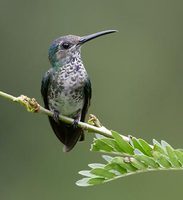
[41,30,117,152]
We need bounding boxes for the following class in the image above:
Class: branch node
[14,95,40,112]
[88,114,102,127]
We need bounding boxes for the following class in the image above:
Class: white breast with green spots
[48,62,88,118]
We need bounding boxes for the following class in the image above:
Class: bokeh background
[0,0,183,199]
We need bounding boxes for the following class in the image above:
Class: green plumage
[41,30,116,152]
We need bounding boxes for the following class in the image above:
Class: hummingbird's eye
[61,42,71,50]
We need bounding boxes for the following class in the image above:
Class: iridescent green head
[48,30,117,67]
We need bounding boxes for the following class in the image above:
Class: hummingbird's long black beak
[79,30,117,45]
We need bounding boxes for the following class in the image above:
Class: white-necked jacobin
[41,30,117,152]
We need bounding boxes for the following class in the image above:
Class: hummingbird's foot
[53,110,60,123]
[72,119,79,129]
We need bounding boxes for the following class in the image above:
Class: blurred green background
[0,0,183,199]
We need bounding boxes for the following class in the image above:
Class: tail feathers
[79,132,85,141]
[48,117,84,152]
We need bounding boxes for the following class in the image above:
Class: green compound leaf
[77,133,183,186]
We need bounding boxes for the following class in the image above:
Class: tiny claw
[72,119,79,129]
[53,110,60,123]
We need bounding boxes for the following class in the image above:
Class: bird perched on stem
[41,30,117,152]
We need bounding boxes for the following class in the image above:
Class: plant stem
[0,90,129,142]
[0,91,17,101]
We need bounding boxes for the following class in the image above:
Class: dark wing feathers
[79,78,92,141]
[81,77,92,121]
[41,70,92,152]
[41,69,52,109]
